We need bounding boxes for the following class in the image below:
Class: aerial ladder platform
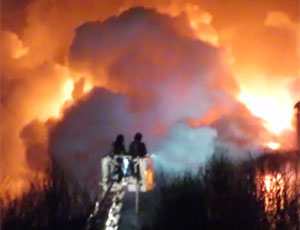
[86,155,154,230]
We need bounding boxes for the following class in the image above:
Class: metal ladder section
[86,180,126,230]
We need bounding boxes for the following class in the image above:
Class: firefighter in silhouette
[111,134,126,156]
[129,133,147,179]
[129,133,147,158]
[110,134,126,182]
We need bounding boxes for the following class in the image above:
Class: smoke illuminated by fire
[1,0,299,200]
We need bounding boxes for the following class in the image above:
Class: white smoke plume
[152,123,217,173]
[46,7,267,188]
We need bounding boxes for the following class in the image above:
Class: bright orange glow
[1,66,75,202]
[264,175,272,192]
[38,77,74,121]
[145,170,154,191]
[83,79,93,93]
[0,170,48,206]
[262,173,285,212]
[237,79,294,135]
[144,157,154,191]
[0,177,29,203]
[3,31,29,59]
[181,5,296,141]
[265,141,280,150]
[14,46,29,59]
[185,8,218,46]
[158,3,219,46]
[257,161,300,216]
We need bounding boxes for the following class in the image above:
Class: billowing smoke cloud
[48,88,136,190]
[69,7,238,131]
[45,7,269,187]
[211,103,271,146]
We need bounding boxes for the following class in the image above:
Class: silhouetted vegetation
[1,152,299,230]
[149,153,300,230]
[1,162,92,230]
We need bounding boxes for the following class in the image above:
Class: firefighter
[129,133,147,179]
[129,133,147,158]
[111,134,126,156]
[110,134,126,182]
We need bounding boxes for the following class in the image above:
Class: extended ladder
[86,155,154,230]
[86,179,126,230]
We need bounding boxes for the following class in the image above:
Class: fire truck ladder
[86,155,154,230]
[86,178,126,230]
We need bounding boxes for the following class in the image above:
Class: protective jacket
[129,140,147,158]
[111,141,126,155]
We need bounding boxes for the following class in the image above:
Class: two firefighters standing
[110,133,147,181]
[111,133,147,158]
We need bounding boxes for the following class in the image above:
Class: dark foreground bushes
[1,153,299,230]
[1,163,92,230]
[149,154,300,230]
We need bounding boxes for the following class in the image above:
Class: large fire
[1,0,299,201]
[237,77,296,149]
[238,81,294,135]
[38,75,74,121]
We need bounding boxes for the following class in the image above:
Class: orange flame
[238,88,294,135]
[38,77,74,121]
